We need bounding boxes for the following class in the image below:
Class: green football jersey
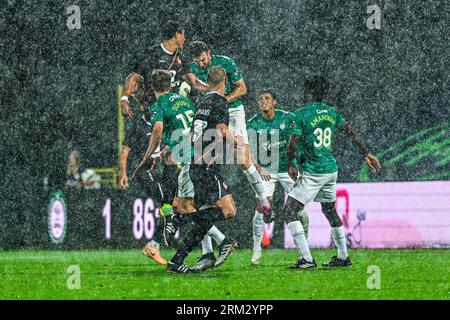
[189,55,243,109]
[293,102,346,174]
[247,109,301,173]
[148,92,195,150]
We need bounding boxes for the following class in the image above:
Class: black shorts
[189,165,230,208]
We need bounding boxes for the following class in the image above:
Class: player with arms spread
[185,41,271,219]
[284,76,381,269]
[247,89,309,265]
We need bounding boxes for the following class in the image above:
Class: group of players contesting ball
[118,21,382,273]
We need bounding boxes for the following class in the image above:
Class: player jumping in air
[135,69,232,273]
[185,41,272,220]
[247,89,310,265]
[120,21,193,260]
[284,76,381,269]
[118,94,171,264]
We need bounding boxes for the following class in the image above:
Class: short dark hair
[259,89,278,101]
[162,20,184,40]
[151,69,172,92]
[207,66,227,87]
[304,76,329,102]
[189,41,209,58]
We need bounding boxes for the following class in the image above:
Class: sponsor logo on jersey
[196,108,211,116]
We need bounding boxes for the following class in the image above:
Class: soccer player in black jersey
[167,67,238,273]
[120,21,188,263]
[118,103,169,265]
[121,21,186,117]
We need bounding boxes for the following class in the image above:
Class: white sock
[287,221,313,262]
[207,225,225,245]
[331,226,348,260]
[201,235,213,255]
[243,165,268,206]
[150,240,160,250]
[253,211,265,251]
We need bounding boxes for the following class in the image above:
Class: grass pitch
[0,249,448,300]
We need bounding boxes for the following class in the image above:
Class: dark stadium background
[1,0,448,248]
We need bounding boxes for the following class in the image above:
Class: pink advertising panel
[280,181,450,248]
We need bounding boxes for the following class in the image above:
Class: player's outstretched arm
[341,122,382,173]
[185,72,209,92]
[119,145,131,189]
[132,121,163,178]
[286,134,301,180]
[121,72,143,118]
[224,79,247,103]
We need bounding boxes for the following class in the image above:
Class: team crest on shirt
[222,182,228,190]
[280,123,286,130]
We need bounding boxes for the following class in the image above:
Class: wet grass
[0,248,448,299]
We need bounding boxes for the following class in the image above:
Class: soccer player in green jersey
[185,41,272,218]
[284,76,381,269]
[135,69,228,271]
[247,90,310,265]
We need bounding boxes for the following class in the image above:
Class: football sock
[207,225,225,245]
[149,240,160,250]
[297,210,309,239]
[192,207,224,224]
[243,165,269,206]
[331,226,348,260]
[160,164,178,205]
[201,235,213,255]
[171,220,211,265]
[171,207,222,264]
[153,216,166,245]
[287,221,313,262]
[252,211,265,251]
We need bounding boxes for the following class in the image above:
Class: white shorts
[254,172,295,198]
[177,164,194,198]
[288,171,338,204]
[228,104,249,145]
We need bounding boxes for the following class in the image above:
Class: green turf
[0,249,448,300]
